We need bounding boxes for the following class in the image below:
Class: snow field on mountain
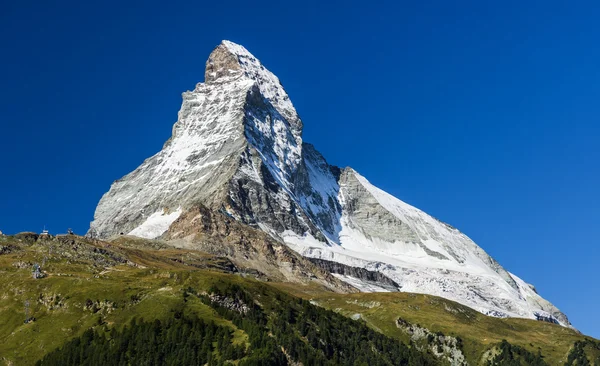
[129,208,182,239]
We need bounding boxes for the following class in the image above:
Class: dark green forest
[36,282,597,366]
[565,340,600,366]
[36,316,247,366]
[487,340,547,366]
[37,283,438,366]
[199,283,436,366]
[487,338,600,366]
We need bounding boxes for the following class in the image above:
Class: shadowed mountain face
[89,41,571,328]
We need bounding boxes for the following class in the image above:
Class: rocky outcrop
[534,312,560,325]
[397,317,466,366]
[164,204,355,293]
[206,293,250,315]
[0,244,18,255]
[14,232,40,242]
[53,236,129,267]
[83,299,117,314]
[38,293,65,311]
[308,258,401,291]
[204,43,243,83]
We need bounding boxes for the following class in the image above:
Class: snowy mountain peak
[205,41,301,134]
[204,41,245,83]
[89,41,572,329]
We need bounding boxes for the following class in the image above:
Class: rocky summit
[89,40,571,327]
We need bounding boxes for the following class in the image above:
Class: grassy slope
[0,234,596,365]
[273,283,598,365]
[0,235,249,365]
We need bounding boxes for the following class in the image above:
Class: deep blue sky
[1,0,598,336]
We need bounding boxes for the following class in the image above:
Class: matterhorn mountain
[89,40,570,327]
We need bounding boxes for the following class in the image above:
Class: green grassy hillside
[275,284,600,365]
[0,233,597,365]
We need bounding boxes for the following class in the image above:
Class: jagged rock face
[89,40,571,328]
[396,318,466,366]
[162,204,354,292]
[308,258,401,292]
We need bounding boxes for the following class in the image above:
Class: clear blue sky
[1,0,598,336]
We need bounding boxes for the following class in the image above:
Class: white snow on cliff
[129,208,182,239]
[280,169,570,327]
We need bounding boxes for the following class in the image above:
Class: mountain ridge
[88,40,571,328]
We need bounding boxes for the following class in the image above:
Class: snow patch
[129,208,182,239]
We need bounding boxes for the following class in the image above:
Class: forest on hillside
[37,283,437,366]
[37,281,581,366]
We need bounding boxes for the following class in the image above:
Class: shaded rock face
[534,311,560,325]
[222,87,324,240]
[338,170,429,252]
[308,258,401,291]
[89,40,571,328]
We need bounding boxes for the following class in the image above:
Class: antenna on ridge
[24,300,31,323]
